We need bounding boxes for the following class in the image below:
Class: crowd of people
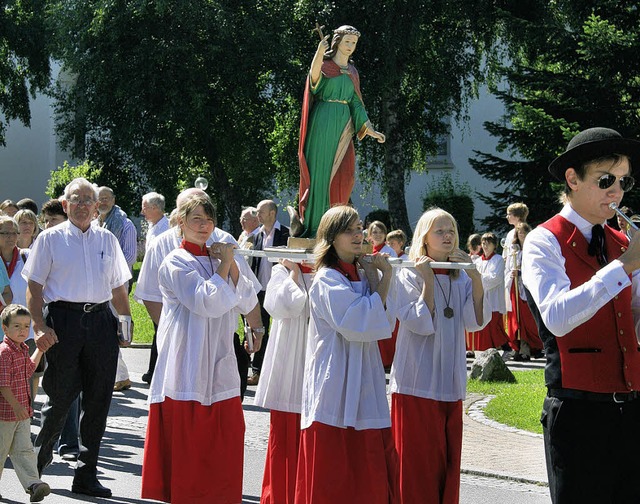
[1,126,640,504]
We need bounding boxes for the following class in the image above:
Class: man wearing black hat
[522,127,640,504]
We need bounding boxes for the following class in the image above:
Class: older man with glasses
[23,177,132,498]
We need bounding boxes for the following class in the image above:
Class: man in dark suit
[248,200,290,385]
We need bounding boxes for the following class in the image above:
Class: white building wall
[350,85,505,233]
[0,63,74,207]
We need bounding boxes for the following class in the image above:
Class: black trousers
[34,304,119,483]
[542,394,640,504]
[145,322,159,377]
[250,290,271,373]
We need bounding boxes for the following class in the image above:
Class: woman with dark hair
[296,205,398,504]
[297,26,385,237]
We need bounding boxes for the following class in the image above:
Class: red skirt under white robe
[141,396,245,504]
[506,284,543,352]
[391,393,463,504]
[468,311,508,351]
[260,410,301,504]
[295,421,399,504]
[379,319,399,368]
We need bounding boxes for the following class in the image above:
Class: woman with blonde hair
[13,209,39,249]
[296,205,398,504]
[390,208,488,503]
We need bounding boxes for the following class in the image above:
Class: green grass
[129,262,154,344]
[466,369,546,434]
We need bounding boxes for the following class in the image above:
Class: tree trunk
[381,96,412,240]
[206,151,242,239]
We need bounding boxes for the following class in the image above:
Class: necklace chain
[433,273,454,319]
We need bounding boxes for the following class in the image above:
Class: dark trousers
[146,322,159,377]
[542,395,640,504]
[234,333,249,400]
[251,290,271,373]
[35,304,119,483]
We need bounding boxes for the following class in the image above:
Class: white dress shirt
[145,215,170,252]
[148,249,258,406]
[257,221,283,290]
[301,267,392,431]
[22,220,131,303]
[522,204,640,338]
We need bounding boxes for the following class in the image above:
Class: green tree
[471,2,640,232]
[49,0,295,235]
[422,173,475,243]
[46,160,102,199]
[269,1,499,238]
[0,0,51,145]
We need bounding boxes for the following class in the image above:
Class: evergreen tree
[472,2,640,232]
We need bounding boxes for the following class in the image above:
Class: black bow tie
[588,224,608,266]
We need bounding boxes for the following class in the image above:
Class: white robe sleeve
[394,269,435,336]
[264,265,307,319]
[160,254,242,319]
[310,270,391,343]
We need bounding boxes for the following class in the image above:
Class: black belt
[548,388,640,404]
[49,301,109,313]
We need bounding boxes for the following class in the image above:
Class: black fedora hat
[548,127,640,180]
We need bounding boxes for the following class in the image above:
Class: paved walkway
[462,393,547,485]
[0,348,549,501]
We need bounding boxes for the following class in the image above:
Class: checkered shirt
[0,337,36,421]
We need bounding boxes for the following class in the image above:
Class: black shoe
[512,352,524,362]
[466,351,475,359]
[142,372,152,384]
[72,480,112,498]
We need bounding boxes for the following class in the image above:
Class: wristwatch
[252,327,266,335]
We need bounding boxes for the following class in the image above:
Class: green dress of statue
[297,25,385,237]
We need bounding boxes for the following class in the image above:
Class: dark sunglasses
[594,173,635,192]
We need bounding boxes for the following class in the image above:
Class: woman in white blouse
[389,208,487,504]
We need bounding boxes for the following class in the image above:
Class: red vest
[539,215,640,393]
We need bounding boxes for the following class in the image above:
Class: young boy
[386,229,408,257]
[0,304,50,502]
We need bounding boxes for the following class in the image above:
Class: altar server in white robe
[254,259,313,504]
[141,192,258,504]
[295,205,399,504]
[389,208,488,504]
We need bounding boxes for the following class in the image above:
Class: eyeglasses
[593,173,635,192]
[68,197,96,206]
[0,232,18,236]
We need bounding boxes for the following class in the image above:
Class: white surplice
[389,268,489,402]
[301,267,392,431]
[254,265,312,413]
[148,249,258,406]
